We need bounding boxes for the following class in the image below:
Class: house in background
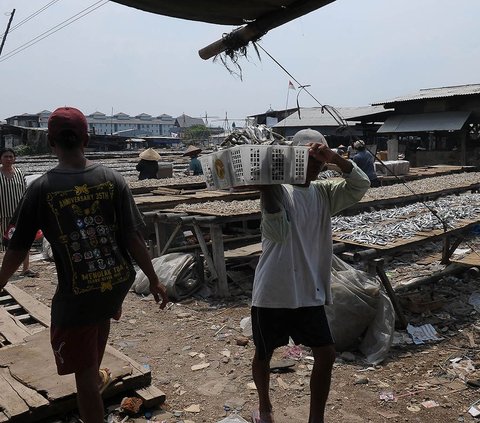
[3,113,49,151]
[87,112,175,137]
[273,105,391,148]
[5,113,41,128]
[373,84,480,166]
[248,107,297,127]
[5,110,177,138]
[172,114,206,138]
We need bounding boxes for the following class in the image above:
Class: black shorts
[251,305,334,360]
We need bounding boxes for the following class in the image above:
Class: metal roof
[373,84,480,106]
[377,111,471,134]
[274,106,388,128]
[174,114,205,128]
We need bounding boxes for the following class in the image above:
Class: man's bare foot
[98,368,112,394]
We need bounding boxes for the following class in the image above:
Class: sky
[1,0,479,127]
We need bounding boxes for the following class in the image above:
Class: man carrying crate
[251,129,370,423]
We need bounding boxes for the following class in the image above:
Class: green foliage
[13,144,35,156]
[183,125,211,142]
[14,143,50,155]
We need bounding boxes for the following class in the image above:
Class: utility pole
[0,9,15,57]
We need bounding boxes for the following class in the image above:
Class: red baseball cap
[48,107,88,143]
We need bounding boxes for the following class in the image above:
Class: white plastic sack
[239,316,253,338]
[42,237,53,261]
[326,255,395,364]
[131,253,202,301]
[216,414,249,423]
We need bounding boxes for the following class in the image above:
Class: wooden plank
[0,295,13,304]
[134,384,166,408]
[0,368,30,420]
[224,242,262,259]
[164,207,260,217]
[136,194,190,202]
[104,344,150,377]
[0,308,32,344]
[3,304,23,313]
[0,331,145,403]
[192,222,219,281]
[0,329,153,422]
[210,224,229,297]
[151,187,182,195]
[130,181,206,195]
[3,283,51,327]
[1,330,77,401]
[0,367,49,410]
[451,251,480,267]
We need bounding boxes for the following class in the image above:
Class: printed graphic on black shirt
[46,182,133,294]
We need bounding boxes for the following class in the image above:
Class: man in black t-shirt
[0,107,168,423]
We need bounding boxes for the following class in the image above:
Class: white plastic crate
[200,145,309,189]
[375,160,410,176]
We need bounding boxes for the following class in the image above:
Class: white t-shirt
[252,163,370,309]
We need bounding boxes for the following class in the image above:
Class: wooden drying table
[134,188,259,212]
[143,208,262,297]
[333,218,480,264]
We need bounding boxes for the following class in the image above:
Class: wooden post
[191,221,219,281]
[459,129,467,166]
[159,223,182,256]
[374,258,408,329]
[387,136,398,161]
[210,224,229,297]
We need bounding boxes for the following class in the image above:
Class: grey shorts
[251,305,334,360]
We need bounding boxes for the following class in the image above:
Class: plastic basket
[200,145,309,189]
[375,160,410,176]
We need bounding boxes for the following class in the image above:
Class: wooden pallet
[0,284,164,422]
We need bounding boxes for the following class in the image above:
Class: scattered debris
[406,323,443,345]
[191,362,210,371]
[184,403,201,413]
[120,397,143,415]
[235,336,249,346]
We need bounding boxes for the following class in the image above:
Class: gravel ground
[6,234,480,423]
[4,156,480,422]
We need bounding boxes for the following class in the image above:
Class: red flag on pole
[288,81,296,90]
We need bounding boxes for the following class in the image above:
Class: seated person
[136,148,160,180]
[183,145,203,175]
[352,140,380,187]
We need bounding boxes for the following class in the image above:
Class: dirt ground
[6,239,480,423]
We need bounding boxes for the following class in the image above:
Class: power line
[0,9,15,57]
[0,0,109,63]
[9,0,62,33]
[256,43,347,128]
[256,42,480,260]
